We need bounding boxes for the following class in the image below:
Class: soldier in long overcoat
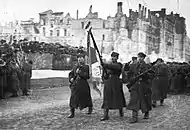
[152,58,169,107]
[28,60,33,89]
[126,52,153,123]
[7,60,20,97]
[100,52,126,121]
[22,58,32,96]
[122,57,137,83]
[0,58,6,99]
[170,64,183,94]
[67,54,93,118]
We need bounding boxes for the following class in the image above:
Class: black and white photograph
[0,0,190,129]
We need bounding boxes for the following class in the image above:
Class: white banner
[92,62,101,78]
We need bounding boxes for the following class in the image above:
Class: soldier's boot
[23,92,29,96]
[0,93,5,99]
[0,91,5,99]
[22,89,29,96]
[67,108,75,118]
[87,107,93,114]
[0,87,5,99]
[100,109,109,121]
[130,110,138,124]
[11,91,18,97]
[160,99,164,106]
[119,108,124,117]
[144,111,149,119]
[152,100,157,108]
[0,95,5,99]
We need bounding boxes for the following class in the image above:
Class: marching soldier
[126,52,153,123]
[152,58,169,107]
[100,52,126,121]
[122,57,137,83]
[170,63,184,94]
[67,53,93,118]
[131,57,138,65]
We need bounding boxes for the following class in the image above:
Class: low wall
[27,52,53,70]
[26,52,77,70]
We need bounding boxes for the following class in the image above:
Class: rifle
[122,61,132,83]
[85,22,108,80]
[126,67,155,89]
[69,65,82,88]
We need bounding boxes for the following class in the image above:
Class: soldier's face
[111,56,118,62]
[78,57,84,64]
[157,60,161,64]
[138,56,144,62]
[133,59,137,63]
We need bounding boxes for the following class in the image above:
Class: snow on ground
[31,70,71,79]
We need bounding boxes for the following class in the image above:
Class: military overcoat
[152,63,169,101]
[126,61,152,113]
[69,64,93,110]
[101,62,126,109]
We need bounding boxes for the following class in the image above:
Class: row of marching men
[66,51,190,124]
[124,57,190,95]
[166,62,190,94]
[0,47,33,99]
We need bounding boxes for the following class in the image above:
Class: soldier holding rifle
[67,53,93,118]
[100,52,126,121]
[126,52,153,123]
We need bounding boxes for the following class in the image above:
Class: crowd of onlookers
[0,39,87,99]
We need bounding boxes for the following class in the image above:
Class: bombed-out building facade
[33,2,188,62]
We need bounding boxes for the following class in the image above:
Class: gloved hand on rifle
[185,75,189,80]
[76,68,80,74]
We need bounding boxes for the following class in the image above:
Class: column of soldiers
[167,61,190,94]
[68,51,190,123]
[0,40,33,99]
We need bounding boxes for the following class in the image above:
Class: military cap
[29,60,33,64]
[138,52,146,58]
[111,52,119,57]
[132,57,137,60]
[77,53,85,58]
[156,58,163,62]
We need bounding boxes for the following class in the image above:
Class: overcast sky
[0,0,190,36]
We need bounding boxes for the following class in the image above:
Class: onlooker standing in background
[22,58,32,96]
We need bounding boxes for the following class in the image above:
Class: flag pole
[87,30,92,82]
[86,22,102,97]
[88,32,92,78]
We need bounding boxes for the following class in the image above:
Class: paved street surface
[0,85,190,130]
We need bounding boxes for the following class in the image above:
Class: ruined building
[35,2,188,62]
[20,18,40,41]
